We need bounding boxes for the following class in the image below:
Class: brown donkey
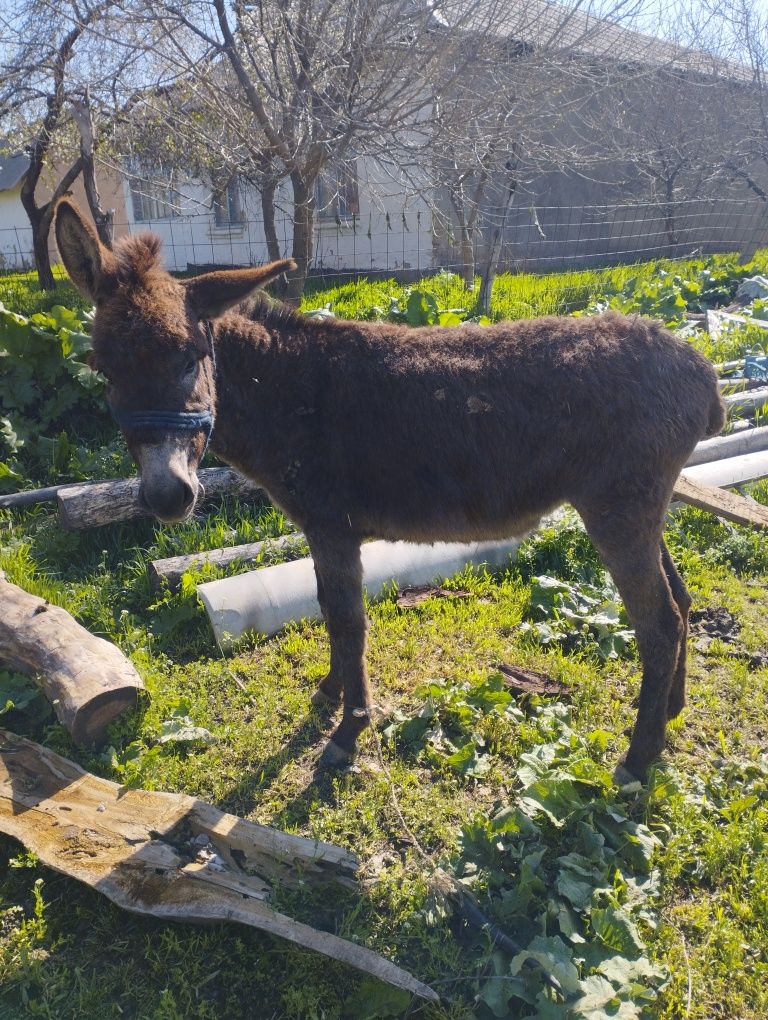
[55,200,725,782]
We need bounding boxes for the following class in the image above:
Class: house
[0,145,129,273]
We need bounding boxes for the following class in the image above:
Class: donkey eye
[183,358,197,376]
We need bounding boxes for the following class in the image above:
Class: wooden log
[0,730,437,1003]
[673,474,768,529]
[149,533,308,592]
[0,481,98,511]
[57,467,261,531]
[0,572,144,745]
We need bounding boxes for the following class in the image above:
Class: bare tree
[697,0,768,202]
[118,0,497,301]
[398,0,681,311]
[71,86,115,247]
[586,66,737,247]
[0,2,125,286]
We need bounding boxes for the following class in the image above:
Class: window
[316,160,360,220]
[213,177,244,227]
[128,167,181,222]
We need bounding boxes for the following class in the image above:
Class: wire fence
[2,196,767,282]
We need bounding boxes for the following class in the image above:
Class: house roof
[443,0,747,78]
[0,150,29,193]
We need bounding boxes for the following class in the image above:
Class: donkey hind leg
[309,562,343,710]
[306,531,373,767]
[660,539,692,720]
[578,506,684,782]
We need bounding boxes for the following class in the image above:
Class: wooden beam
[0,730,437,1003]
[149,533,307,592]
[673,473,768,529]
[0,572,144,745]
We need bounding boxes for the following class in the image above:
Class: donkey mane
[237,292,319,331]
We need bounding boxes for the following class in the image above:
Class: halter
[108,320,217,453]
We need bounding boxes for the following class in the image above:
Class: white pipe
[686,426,768,466]
[198,538,522,646]
[682,449,768,487]
[723,387,768,414]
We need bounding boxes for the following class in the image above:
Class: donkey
[55,199,725,782]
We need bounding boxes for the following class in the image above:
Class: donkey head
[55,200,294,523]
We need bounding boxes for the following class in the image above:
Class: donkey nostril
[179,479,195,510]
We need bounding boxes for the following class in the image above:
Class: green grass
[0,266,89,317]
[1,498,767,1018]
[1,258,768,1018]
[302,250,768,323]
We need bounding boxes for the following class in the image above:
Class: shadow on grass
[215,705,343,828]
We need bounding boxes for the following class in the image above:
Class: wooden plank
[149,533,307,592]
[0,730,437,1002]
[0,572,144,745]
[673,473,768,529]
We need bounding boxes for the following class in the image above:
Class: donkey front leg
[309,561,343,710]
[307,531,373,767]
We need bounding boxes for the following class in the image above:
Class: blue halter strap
[108,320,216,453]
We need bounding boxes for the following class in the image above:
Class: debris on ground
[396,585,472,607]
[495,662,571,698]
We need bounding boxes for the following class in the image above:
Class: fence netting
[2,197,767,281]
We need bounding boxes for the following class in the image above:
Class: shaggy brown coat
[54,199,725,781]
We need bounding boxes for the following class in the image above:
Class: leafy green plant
[521,575,635,661]
[387,690,669,1018]
[0,301,107,487]
[586,260,751,326]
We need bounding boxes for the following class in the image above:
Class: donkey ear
[54,199,116,301]
[184,259,296,319]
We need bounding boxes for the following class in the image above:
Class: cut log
[149,533,307,592]
[0,730,437,1002]
[673,474,768,529]
[57,467,261,530]
[0,572,144,745]
[0,481,98,511]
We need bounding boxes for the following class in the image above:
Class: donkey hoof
[613,763,643,791]
[319,739,356,769]
[310,687,342,711]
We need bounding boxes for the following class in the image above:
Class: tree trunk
[30,206,57,290]
[261,176,287,298]
[285,172,316,306]
[459,224,475,288]
[262,178,281,263]
[20,153,83,291]
[477,176,517,317]
[450,201,474,288]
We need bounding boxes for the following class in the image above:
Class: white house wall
[121,158,436,276]
[0,188,34,271]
